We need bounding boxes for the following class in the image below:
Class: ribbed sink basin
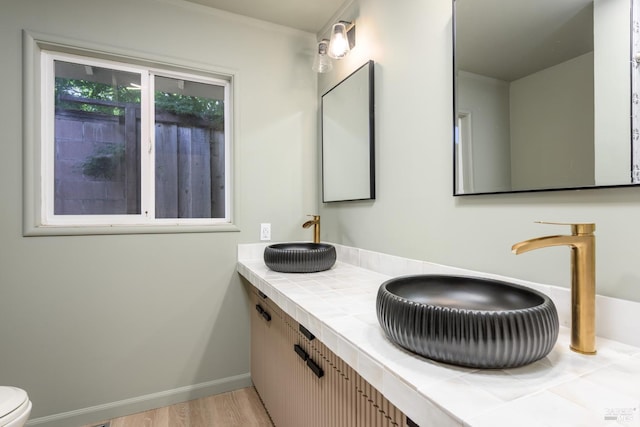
[376,275,559,369]
[264,243,336,273]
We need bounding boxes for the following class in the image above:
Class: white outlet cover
[260,223,271,241]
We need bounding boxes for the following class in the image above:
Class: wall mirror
[322,60,375,202]
[454,0,640,195]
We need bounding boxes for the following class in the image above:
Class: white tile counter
[237,243,640,427]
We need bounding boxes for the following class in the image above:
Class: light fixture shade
[328,22,351,59]
[312,39,333,73]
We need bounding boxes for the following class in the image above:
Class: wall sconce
[328,21,356,59]
[312,39,333,73]
[312,20,356,73]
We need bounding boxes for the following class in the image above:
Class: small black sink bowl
[376,274,559,369]
[264,243,336,273]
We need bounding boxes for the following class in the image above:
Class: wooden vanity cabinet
[250,288,288,420]
[249,286,408,427]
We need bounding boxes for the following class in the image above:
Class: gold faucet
[302,215,321,243]
[511,222,596,355]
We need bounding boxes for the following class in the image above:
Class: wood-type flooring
[81,387,273,427]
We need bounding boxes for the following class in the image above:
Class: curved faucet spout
[512,223,596,355]
[302,215,320,243]
[511,234,588,254]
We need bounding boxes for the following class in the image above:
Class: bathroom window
[32,48,233,233]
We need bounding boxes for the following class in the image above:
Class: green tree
[55,78,224,129]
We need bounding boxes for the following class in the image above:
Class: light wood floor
[81,387,273,427]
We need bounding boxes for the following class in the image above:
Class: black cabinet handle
[255,304,270,322]
[306,358,324,378]
[293,343,323,378]
[258,290,268,299]
[299,324,315,341]
[294,344,308,361]
[407,418,420,427]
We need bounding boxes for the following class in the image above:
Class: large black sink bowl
[376,274,559,369]
[264,243,336,273]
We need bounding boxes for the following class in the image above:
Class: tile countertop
[237,243,640,427]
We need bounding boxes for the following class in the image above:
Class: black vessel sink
[376,274,559,369]
[264,243,336,273]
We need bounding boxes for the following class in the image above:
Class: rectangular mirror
[322,60,375,202]
[454,0,639,195]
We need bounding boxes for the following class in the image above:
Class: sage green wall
[510,52,594,190]
[456,71,511,193]
[319,0,640,303]
[594,0,630,185]
[0,0,317,423]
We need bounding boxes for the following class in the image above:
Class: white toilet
[0,387,31,427]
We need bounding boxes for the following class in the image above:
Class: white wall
[0,0,316,424]
[510,52,594,190]
[319,0,640,306]
[456,71,511,193]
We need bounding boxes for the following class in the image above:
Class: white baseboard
[26,373,252,427]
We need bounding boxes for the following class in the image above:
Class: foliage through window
[41,51,231,227]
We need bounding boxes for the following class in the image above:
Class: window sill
[23,223,240,237]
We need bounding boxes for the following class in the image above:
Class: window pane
[54,61,141,215]
[154,76,226,219]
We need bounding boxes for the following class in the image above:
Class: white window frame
[23,31,238,236]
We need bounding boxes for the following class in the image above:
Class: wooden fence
[54,97,225,218]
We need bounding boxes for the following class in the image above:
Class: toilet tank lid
[0,387,28,418]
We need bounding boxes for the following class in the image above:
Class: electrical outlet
[260,223,271,241]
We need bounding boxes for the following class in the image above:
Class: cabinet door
[282,318,313,427]
[274,317,356,427]
[355,374,406,427]
[304,335,357,427]
[250,290,288,422]
[301,325,406,427]
[250,290,298,426]
[250,291,266,398]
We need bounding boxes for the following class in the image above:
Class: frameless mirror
[322,60,375,202]
[454,0,639,195]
